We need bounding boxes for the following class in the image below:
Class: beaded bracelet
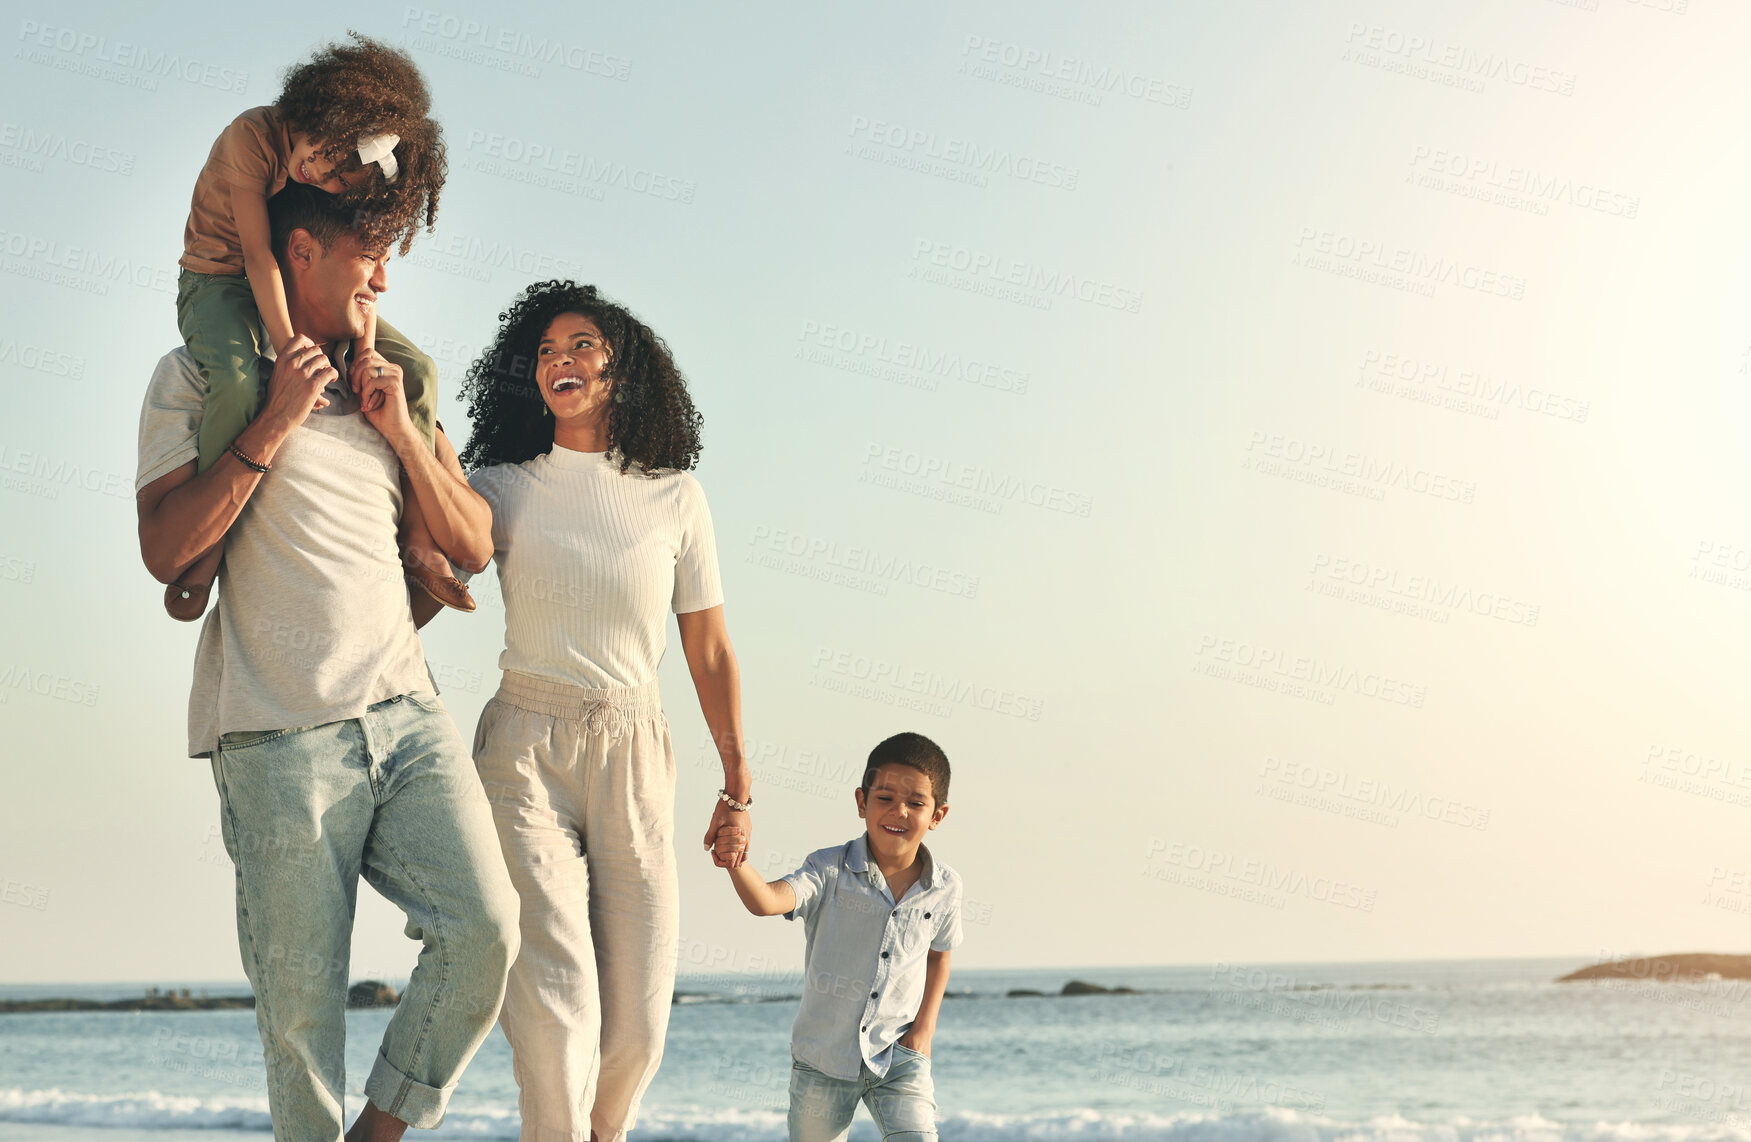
[718,789,752,812]
[228,442,270,473]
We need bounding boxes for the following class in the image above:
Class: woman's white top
[469,444,724,690]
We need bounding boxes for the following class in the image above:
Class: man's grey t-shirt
[135,346,432,758]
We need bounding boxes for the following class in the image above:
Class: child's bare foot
[164,578,212,622]
[404,547,476,613]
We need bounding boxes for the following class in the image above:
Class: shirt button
[881,951,890,958]
[861,1025,868,1032]
[871,991,878,998]
[924,912,931,919]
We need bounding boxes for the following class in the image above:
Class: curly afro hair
[275,31,445,257]
[459,280,704,477]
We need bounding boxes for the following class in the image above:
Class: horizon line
[5,949,1725,988]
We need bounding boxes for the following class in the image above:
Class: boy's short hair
[268,182,367,272]
[861,732,950,804]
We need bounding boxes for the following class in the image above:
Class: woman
[458,280,751,1138]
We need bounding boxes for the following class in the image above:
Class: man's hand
[136,337,332,586]
[352,347,418,453]
[898,1029,932,1056]
[258,335,334,432]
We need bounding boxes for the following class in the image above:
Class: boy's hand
[352,347,418,452]
[711,824,747,865]
[704,802,751,868]
[898,1030,932,1056]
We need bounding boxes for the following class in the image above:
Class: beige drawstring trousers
[472,670,679,1142]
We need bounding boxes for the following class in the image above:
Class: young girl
[166,31,475,621]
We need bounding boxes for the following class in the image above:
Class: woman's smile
[536,312,614,430]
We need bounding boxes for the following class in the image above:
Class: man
[135,182,517,1141]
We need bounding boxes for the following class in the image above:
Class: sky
[3,0,1751,984]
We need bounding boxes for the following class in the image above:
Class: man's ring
[374,366,384,377]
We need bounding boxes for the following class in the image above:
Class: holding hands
[711,822,748,867]
[704,790,751,869]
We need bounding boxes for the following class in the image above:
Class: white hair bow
[357,132,400,183]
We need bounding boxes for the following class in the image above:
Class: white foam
[6,1096,1751,1142]
[0,1088,271,1130]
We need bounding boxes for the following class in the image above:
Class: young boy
[715,731,963,1142]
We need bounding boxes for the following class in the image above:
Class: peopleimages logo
[1144,840,1377,912]
[860,442,1094,518]
[14,20,249,93]
[1307,553,1541,627]
[1257,756,1491,830]
[747,526,980,600]
[0,121,134,175]
[1295,228,1527,300]
[847,116,1080,190]
[959,36,1192,109]
[400,8,630,79]
[1193,634,1428,709]
[798,320,1029,395]
[0,338,84,378]
[811,647,1045,721]
[0,665,99,708]
[909,239,1143,314]
[0,229,176,297]
[1407,145,1637,219]
[1358,349,1589,423]
[464,130,696,203]
[1244,431,1477,506]
[1341,23,1577,96]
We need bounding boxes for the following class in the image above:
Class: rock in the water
[1006,988,1045,997]
[1061,980,1138,996]
[347,980,400,1008]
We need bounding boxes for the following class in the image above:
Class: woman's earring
[542,404,551,417]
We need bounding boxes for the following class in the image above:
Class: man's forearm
[138,415,292,583]
[395,437,492,573]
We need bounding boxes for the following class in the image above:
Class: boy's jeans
[209,691,520,1137]
[788,1044,938,1142]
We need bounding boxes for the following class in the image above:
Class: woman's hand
[704,801,750,868]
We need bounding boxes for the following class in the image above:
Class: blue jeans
[210,691,520,1136]
[788,1044,937,1142]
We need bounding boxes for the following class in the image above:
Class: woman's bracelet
[228,442,270,474]
[718,788,752,812]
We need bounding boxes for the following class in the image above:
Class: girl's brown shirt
[180,106,292,276]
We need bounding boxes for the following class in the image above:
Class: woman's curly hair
[275,31,445,257]
[459,280,704,477]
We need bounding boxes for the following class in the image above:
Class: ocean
[5,959,1750,1141]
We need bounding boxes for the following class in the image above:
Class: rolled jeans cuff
[365,1048,454,1129]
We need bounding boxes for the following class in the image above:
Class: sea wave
[6,1098,1751,1142]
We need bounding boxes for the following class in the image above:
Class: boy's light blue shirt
[781,834,963,1081]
